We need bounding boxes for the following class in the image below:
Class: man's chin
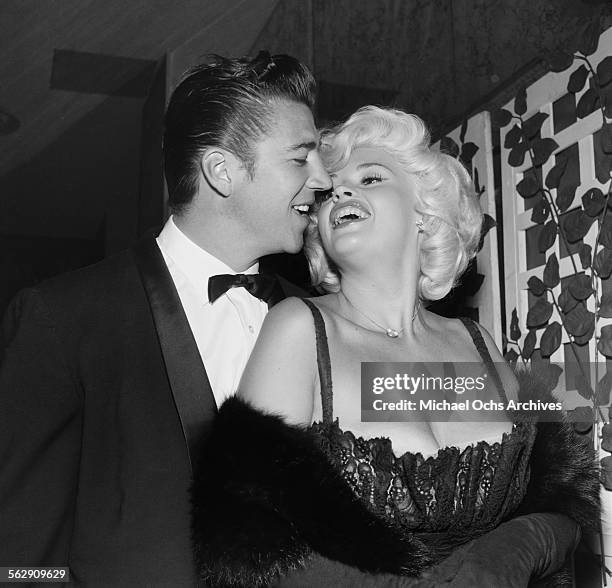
[284,239,304,255]
[283,231,306,255]
[260,236,304,258]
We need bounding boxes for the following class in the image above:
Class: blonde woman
[192,107,598,587]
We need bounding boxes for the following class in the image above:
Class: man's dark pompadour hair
[163,51,316,213]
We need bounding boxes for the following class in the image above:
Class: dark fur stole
[191,396,434,588]
[191,373,599,587]
[511,370,600,530]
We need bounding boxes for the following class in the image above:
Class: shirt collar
[157,216,259,299]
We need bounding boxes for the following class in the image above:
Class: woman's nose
[333,185,353,199]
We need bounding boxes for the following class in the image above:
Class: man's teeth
[292,204,311,214]
[332,206,370,226]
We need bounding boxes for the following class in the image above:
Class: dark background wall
[0,0,279,311]
[1,0,611,313]
[255,0,611,133]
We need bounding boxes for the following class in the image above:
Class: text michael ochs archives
[361,363,565,423]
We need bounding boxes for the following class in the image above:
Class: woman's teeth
[332,205,371,227]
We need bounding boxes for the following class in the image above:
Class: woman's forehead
[331,146,400,174]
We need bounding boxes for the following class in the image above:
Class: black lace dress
[302,299,537,551]
[192,301,597,587]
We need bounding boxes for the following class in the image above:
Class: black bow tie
[208,273,280,304]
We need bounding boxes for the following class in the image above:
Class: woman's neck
[338,269,422,338]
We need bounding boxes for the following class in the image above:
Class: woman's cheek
[317,209,330,242]
[316,206,327,227]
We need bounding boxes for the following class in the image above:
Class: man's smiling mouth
[292,204,312,215]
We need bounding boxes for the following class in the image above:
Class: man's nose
[306,156,332,191]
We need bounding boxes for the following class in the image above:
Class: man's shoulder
[1,239,167,359]
[11,243,154,323]
[38,247,140,299]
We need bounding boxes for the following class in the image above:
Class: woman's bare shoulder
[238,296,320,425]
[424,312,518,398]
[425,313,498,355]
[259,296,321,336]
[267,294,341,327]
[465,319,519,400]
[422,311,470,343]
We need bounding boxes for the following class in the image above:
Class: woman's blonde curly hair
[305,106,483,301]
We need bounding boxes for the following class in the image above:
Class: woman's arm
[238,296,318,425]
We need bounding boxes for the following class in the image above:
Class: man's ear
[200,149,243,198]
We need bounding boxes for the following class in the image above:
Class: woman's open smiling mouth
[330,201,371,229]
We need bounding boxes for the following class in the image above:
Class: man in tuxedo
[0,52,330,585]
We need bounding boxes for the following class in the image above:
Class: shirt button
[248,325,254,334]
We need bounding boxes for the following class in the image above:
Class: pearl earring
[416,219,424,233]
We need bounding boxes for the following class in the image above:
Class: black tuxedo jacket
[0,237,300,586]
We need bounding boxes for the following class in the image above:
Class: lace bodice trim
[311,419,536,535]
[300,299,536,537]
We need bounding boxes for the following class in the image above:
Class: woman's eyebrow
[356,162,392,171]
[329,162,393,181]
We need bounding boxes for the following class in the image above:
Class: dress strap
[301,299,334,425]
[457,317,508,403]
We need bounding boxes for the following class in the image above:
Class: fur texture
[512,371,600,530]
[191,373,599,587]
[191,396,434,588]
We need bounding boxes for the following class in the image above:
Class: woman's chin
[326,235,385,270]
[327,232,364,255]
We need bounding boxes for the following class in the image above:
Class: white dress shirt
[156,216,268,406]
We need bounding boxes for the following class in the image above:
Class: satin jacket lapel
[133,237,217,475]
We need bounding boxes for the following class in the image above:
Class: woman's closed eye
[361,173,384,185]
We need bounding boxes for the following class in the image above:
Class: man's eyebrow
[287,141,318,152]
